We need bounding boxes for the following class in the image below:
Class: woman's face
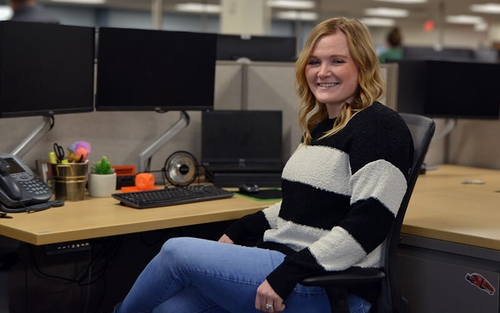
[305,31,359,118]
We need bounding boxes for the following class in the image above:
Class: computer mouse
[239,184,260,194]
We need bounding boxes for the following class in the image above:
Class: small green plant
[92,156,113,174]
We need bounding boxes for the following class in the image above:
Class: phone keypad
[18,180,51,196]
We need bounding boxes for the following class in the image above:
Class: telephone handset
[0,153,53,211]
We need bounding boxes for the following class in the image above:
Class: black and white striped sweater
[224,102,413,300]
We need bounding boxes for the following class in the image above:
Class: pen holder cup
[50,163,88,201]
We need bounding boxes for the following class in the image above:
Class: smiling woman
[113,16,413,313]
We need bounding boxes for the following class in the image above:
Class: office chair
[301,113,435,313]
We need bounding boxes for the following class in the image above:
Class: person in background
[378,26,403,63]
[114,16,413,313]
[8,0,59,23]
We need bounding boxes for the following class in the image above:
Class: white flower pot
[88,173,117,198]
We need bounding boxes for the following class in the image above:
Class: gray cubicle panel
[245,62,300,162]
[213,61,244,110]
[380,63,398,112]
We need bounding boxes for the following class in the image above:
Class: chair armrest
[301,267,386,287]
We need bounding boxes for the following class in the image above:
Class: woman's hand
[218,234,234,244]
[255,280,286,312]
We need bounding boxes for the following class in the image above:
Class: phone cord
[0,200,65,214]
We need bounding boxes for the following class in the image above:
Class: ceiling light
[268,0,315,10]
[175,3,221,13]
[0,6,12,20]
[446,15,484,25]
[360,17,396,27]
[374,0,427,3]
[365,7,409,18]
[276,11,317,21]
[470,3,500,14]
[50,0,106,4]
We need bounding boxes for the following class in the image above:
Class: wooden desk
[1,164,498,249]
[397,164,500,313]
[402,164,500,250]
[0,193,277,245]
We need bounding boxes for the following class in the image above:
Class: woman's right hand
[218,234,234,244]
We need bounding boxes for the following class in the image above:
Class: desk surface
[402,164,500,250]
[0,192,276,245]
[1,165,499,250]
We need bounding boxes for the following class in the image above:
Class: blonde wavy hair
[296,17,385,144]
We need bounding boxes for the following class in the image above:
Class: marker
[49,151,58,164]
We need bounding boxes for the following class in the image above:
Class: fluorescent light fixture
[175,3,221,13]
[360,17,396,27]
[50,0,106,4]
[268,0,315,10]
[446,15,484,25]
[470,3,500,14]
[276,10,317,21]
[374,0,426,3]
[0,5,13,20]
[365,7,409,17]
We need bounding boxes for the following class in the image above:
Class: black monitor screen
[424,61,500,119]
[0,22,95,118]
[201,110,283,164]
[95,27,217,112]
[216,34,296,62]
[397,60,500,120]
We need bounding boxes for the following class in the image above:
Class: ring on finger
[265,303,273,310]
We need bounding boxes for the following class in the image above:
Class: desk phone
[0,153,52,209]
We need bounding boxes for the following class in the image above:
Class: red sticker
[465,273,496,295]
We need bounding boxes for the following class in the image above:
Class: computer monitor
[0,22,95,118]
[397,60,500,120]
[201,110,283,165]
[95,27,217,112]
[216,34,297,62]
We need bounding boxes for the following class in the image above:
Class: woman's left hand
[255,280,286,312]
[218,234,234,244]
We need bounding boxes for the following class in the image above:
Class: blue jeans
[115,237,372,313]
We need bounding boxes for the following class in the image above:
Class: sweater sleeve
[223,202,281,245]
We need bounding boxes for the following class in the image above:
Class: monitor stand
[137,111,190,173]
[10,114,54,158]
[431,118,456,144]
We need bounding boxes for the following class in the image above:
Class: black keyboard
[112,185,234,209]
